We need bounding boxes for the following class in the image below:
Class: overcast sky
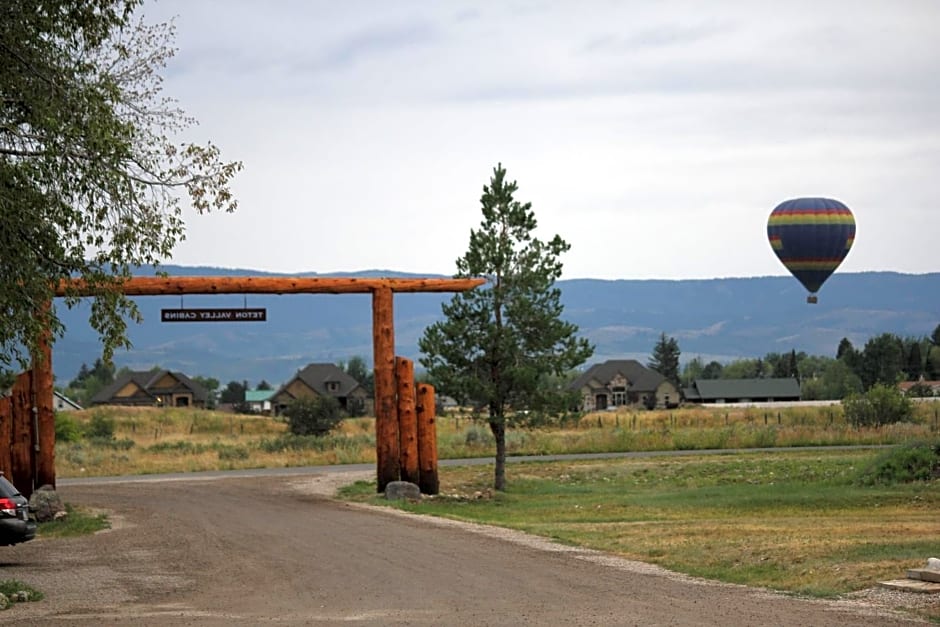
[144,0,939,281]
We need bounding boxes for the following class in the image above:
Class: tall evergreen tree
[906,343,924,381]
[420,164,593,491]
[836,337,855,360]
[788,349,800,380]
[648,333,681,386]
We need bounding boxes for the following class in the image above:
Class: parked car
[0,475,36,546]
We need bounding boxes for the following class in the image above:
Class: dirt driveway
[0,470,929,625]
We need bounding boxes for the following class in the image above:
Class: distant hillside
[51,267,940,385]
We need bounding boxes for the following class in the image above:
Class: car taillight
[0,498,17,516]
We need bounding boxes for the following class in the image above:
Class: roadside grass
[37,503,110,538]
[55,403,940,477]
[337,449,940,602]
[0,579,43,607]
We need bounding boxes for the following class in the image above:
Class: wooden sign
[160,308,267,322]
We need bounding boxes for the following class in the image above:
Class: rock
[927,557,940,571]
[28,484,65,523]
[384,481,421,501]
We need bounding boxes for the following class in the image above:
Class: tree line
[647,324,940,400]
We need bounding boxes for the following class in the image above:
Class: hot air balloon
[767,197,855,303]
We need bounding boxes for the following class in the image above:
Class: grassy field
[52,404,940,619]
[54,402,940,477]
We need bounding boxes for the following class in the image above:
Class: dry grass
[55,403,940,478]
[55,407,377,477]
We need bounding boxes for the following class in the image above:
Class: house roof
[53,391,83,411]
[898,380,940,391]
[686,378,801,401]
[276,363,362,399]
[245,389,274,403]
[568,359,668,394]
[91,370,209,404]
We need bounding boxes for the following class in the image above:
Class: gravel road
[0,470,930,625]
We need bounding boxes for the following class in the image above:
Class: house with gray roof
[569,359,680,411]
[682,378,801,404]
[91,370,209,408]
[271,363,370,416]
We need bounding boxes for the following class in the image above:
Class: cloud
[139,0,940,280]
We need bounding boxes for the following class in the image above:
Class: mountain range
[51,266,940,386]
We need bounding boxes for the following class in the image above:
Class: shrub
[216,445,249,461]
[54,412,82,442]
[0,579,44,604]
[84,413,116,439]
[905,382,934,398]
[842,384,913,427]
[283,396,343,436]
[145,441,208,454]
[88,437,134,450]
[856,440,940,485]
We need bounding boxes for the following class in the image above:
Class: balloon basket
[806,295,818,304]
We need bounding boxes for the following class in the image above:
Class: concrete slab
[879,579,940,594]
[906,568,940,583]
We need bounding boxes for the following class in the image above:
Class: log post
[396,357,419,485]
[372,286,399,492]
[33,308,55,489]
[10,373,34,496]
[0,396,11,479]
[416,383,440,495]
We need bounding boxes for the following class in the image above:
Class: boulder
[384,481,421,501]
[29,484,66,523]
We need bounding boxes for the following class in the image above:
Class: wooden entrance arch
[19,276,483,495]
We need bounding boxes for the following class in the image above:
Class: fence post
[372,286,399,492]
[396,357,419,485]
[416,384,439,495]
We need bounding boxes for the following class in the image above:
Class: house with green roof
[245,389,274,415]
[682,378,801,404]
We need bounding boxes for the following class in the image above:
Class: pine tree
[648,333,681,386]
[906,343,923,381]
[420,164,593,491]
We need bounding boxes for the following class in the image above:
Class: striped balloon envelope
[767,198,855,303]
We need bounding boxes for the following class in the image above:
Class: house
[569,359,680,411]
[245,389,274,414]
[898,378,940,397]
[53,391,83,412]
[271,363,371,416]
[90,370,209,408]
[682,378,801,404]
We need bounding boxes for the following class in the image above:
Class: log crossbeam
[55,276,484,297]
[32,275,484,494]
